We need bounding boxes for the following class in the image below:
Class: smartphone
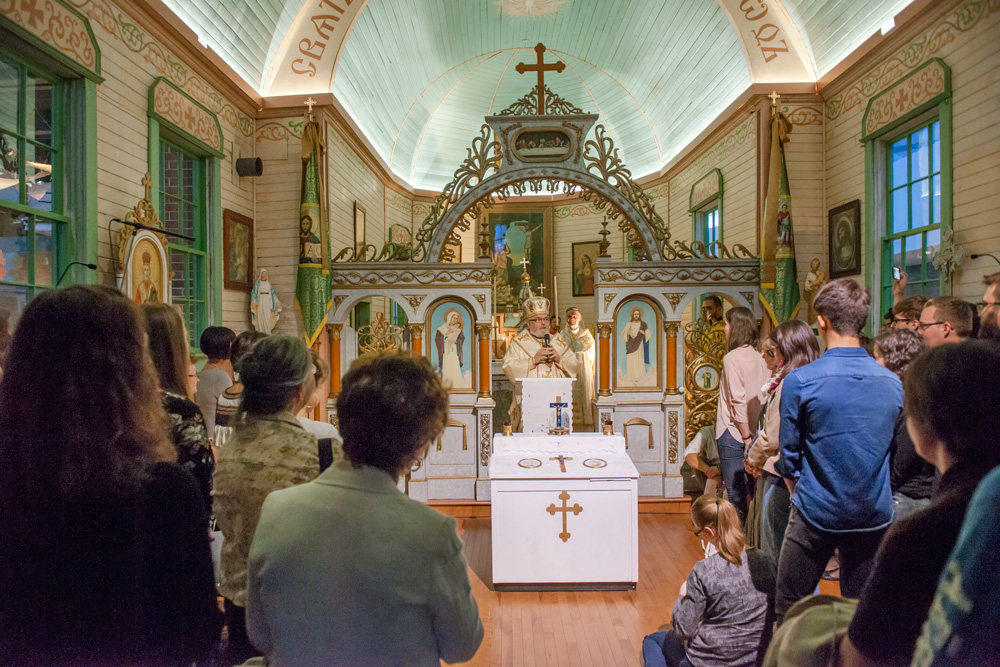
[892,266,902,280]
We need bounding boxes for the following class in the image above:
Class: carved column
[326,324,343,397]
[476,323,492,398]
[664,321,681,395]
[408,323,424,357]
[597,322,612,397]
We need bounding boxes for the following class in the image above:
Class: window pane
[931,121,940,173]
[911,180,929,230]
[25,143,52,212]
[0,131,20,205]
[170,249,204,347]
[925,228,941,281]
[931,174,941,226]
[181,198,195,242]
[891,138,908,189]
[892,238,902,272]
[904,234,922,281]
[892,187,908,234]
[182,153,195,203]
[0,208,29,284]
[911,126,929,180]
[33,219,54,286]
[0,283,30,342]
[925,281,940,298]
[162,143,180,198]
[0,59,17,134]
[25,74,53,148]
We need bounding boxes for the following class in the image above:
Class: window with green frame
[0,50,66,322]
[159,138,206,347]
[881,119,943,307]
[695,206,721,246]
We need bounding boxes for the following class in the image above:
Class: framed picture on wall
[828,199,861,278]
[223,209,254,292]
[572,241,599,296]
[425,298,476,393]
[613,296,661,392]
[484,204,553,327]
[354,201,366,255]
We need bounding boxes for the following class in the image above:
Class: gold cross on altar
[546,490,583,542]
[515,43,565,115]
[549,454,572,473]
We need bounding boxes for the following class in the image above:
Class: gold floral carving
[407,323,423,340]
[684,320,727,443]
[1,0,97,72]
[864,60,947,136]
[497,84,586,116]
[326,323,342,340]
[668,411,678,464]
[152,79,222,152]
[597,323,613,338]
[480,412,491,468]
[604,293,617,309]
[357,313,403,356]
[826,0,997,120]
[663,293,683,309]
[476,323,491,340]
[740,291,755,306]
[401,294,425,308]
[68,0,253,136]
[474,293,486,308]
[599,266,758,285]
[117,173,167,269]
[664,321,680,338]
[333,295,348,309]
[331,267,493,287]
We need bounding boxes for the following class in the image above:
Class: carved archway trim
[426,167,663,262]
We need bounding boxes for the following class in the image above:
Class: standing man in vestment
[502,296,578,431]
[558,307,595,429]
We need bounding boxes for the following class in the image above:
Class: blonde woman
[642,496,776,667]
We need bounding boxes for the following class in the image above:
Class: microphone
[544,333,550,347]
[971,253,1000,266]
[56,261,98,286]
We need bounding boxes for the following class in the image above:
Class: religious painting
[829,199,861,279]
[223,209,253,292]
[613,297,661,392]
[486,205,553,327]
[123,230,169,305]
[354,201,366,256]
[512,128,573,162]
[572,241,599,297]
[693,364,719,391]
[425,299,476,393]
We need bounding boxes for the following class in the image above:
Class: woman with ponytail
[642,496,776,667]
[213,336,321,665]
[745,320,820,565]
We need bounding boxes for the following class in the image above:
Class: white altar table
[490,432,639,590]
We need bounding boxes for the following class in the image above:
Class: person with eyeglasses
[501,295,579,431]
[978,271,1000,341]
[641,496,776,667]
[918,297,974,347]
[888,295,927,332]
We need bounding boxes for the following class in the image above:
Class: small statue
[803,258,827,325]
[251,268,282,334]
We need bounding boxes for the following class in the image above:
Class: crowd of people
[647,272,1000,667]
[0,285,483,666]
[1,271,998,666]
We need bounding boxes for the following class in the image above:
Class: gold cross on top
[515,43,565,115]
[304,96,317,120]
[768,91,781,108]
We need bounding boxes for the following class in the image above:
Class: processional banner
[760,110,800,326]
[295,118,332,347]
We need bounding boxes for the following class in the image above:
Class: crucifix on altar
[549,394,569,435]
[515,43,565,114]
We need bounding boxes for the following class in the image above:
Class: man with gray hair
[558,307,596,429]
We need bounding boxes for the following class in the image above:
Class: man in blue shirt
[774,278,903,623]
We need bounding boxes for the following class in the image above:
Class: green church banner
[296,118,331,348]
[760,110,800,326]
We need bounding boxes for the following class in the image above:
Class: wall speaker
[235,157,263,178]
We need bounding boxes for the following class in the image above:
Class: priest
[558,307,596,429]
[502,295,578,431]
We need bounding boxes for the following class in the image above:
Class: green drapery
[296,118,332,347]
[760,110,800,326]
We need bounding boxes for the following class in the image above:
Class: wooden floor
[448,514,840,667]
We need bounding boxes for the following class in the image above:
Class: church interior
[1,0,999,664]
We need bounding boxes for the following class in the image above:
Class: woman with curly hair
[0,286,221,665]
[874,327,933,521]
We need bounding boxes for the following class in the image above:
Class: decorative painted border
[827,0,998,120]
[689,169,722,211]
[862,59,950,140]
[148,77,224,157]
[783,106,823,126]
[67,0,253,136]
[0,0,102,80]
[255,119,304,143]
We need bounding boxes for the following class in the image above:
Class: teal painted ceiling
[160,0,917,191]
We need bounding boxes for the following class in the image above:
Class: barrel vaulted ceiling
[160,0,916,191]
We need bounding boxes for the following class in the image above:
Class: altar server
[558,306,595,429]
[502,295,578,431]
